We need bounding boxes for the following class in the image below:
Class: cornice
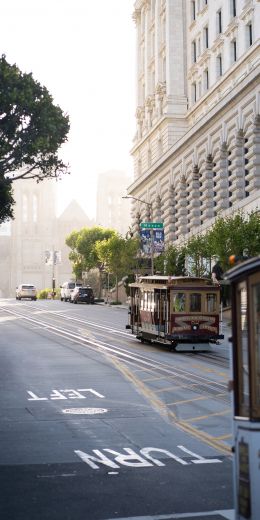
[211,35,225,54]
[130,65,260,193]
[196,50,211,68]
[225,18,239,38]
[132,8,141,24]
[240,2,254,23]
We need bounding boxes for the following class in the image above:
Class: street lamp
[122,195,154,275]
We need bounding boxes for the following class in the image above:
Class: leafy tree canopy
[0,178,15,222]
[66,227,116,278]
[0,54,70,222]
[95,234,139,279]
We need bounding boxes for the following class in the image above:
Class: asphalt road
[0,299,234,520]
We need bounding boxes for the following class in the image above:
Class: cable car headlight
[192,324,199,331]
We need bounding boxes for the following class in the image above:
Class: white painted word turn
[27,388,105,401]
[74,446,221,469]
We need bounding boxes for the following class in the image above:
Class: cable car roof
[225,255,260,282]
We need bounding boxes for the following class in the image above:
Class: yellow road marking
[110,356,232,455]
[155,382,201,394]
[185,409,230,422]
[166,395,213,406]
[142,376,167,383]
[214,433,233,440]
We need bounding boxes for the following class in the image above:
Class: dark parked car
[70,286,95,304]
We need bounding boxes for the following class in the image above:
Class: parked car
[16,284,37,301]
[70,286,95,304]
[60,281,82,302]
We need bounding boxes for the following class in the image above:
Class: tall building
[96,170,132,236]
[128,0,260,243]
[0,179,92,297]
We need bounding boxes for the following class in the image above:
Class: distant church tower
[96,170,131,236]
[10,178,57,294]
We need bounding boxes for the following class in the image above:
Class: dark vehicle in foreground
[127,275,223,351]
[70,286,95,304]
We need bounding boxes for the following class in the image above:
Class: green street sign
[140,222,164,229]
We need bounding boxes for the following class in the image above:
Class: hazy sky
[1,0,136,218]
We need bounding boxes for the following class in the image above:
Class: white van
[60,281,82,302]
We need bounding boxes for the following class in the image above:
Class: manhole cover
[62,407,108,415]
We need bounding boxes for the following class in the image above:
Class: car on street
[70,286,95,304]
[60,281,82,301]
[16,284,37,301]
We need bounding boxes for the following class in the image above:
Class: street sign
[140,222,164,229]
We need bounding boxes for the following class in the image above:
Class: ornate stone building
[96,170,131,236]
[128,0,260,244]
[0,180,92,297]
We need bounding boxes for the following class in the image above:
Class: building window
[246,22,253,47]
[192,40,197,63]
[232,39,237,62]
[192,82,197,104]
[204,68,209,90]
[217,54,223,77]
[231,0,236,18]
[191,1,196,21]
[204,26,209,49]
[162,56,166,81]
[198,37,201,57]
[198,80,202,98]
[217,10,222,34]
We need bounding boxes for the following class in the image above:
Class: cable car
[127,275,224,351]
[226,256,260,519]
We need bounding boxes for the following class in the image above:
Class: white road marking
[177,445,221,464]
[62,407,108,415]
[104,510,234,520]
[75,446,222,470]
[27,388,105,401]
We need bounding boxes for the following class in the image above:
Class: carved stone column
[244,115,260,194]
[175,176,188,239]
[213,143,230,213]
[163,184,177,243]
[187,165,201,231]
[227,131,245,204]
[200,155,215,222]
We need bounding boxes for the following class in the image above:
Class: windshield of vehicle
[68,283,75,289]
[22,285,35,290]
[79,288,93,294]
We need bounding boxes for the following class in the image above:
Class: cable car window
[173,293,185,312]
[252,281,260,415]
[190,293,201,312]
[206,293,217,312]
[237,282,250,417]
[144,292,148,310]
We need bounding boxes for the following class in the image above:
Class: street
[0,299,234,520]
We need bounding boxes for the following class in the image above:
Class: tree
[154,244,186,276]
[95,235,139,302]
[66,226,116,296]
[184,234,213,277]
[207,211,260,270]
[0,178,15,222]
[0,54,70,223]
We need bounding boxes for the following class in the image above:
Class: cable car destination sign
[140,222,163,229]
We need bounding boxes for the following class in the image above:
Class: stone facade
[96,170,132,236]
[0,179,92,297]
[128,0,260,244]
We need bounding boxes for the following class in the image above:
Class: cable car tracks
[0,301,232,455]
